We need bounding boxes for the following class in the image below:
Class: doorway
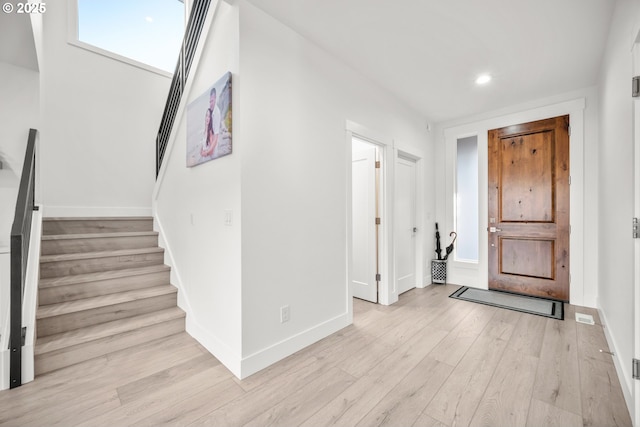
[487,115,570,301]
[396,154,418,295]
[351,137,380,303]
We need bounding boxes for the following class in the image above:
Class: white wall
[154,0,432,378]
[0,171,17,339]
[237,1,429,375]
[0,61,39,338]
[598,0,640,414]
[433,86,599,308]
[39,1,171,217]
[0,62,39,247]
[0,62,39,175]
[154,1,243,375]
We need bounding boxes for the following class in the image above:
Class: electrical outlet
[280,305,290,323]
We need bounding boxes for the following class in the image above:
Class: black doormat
[449,286,563,320]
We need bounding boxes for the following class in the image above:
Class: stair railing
[156,0,212,177]
[10,128,38,388]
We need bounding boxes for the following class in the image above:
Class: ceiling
[245,0,616,124]
[0,11,38,71]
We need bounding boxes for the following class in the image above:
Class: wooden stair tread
[37,285,177,318]
[35,307,185,355]
[41,231,158,241]
[39,265,170,289]
[40,247,164,263]
[36,216,183,375]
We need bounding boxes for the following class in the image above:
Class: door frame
[395,150,423,296]
[346,121,391,311]
[633,94,640,427]
[441,98,587,305]
[346,120,425,308]
[632,32,640,426]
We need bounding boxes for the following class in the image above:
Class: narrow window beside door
[456,136,479,262]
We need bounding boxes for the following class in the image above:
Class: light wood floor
[0,284,632,427]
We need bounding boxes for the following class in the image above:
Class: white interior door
[634,41,640,427]
[634,96,640,427]
[352,140,377,303]
[396,155,417,295]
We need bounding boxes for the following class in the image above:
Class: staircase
[35,217,185,375]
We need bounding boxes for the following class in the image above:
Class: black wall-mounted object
[633,76,640,97]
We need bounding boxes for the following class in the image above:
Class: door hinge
[569,176,571,185]
[633,358,640,380]
[633,76,640,97]
[375,273,381,282]
[568,125,571,136]
[375,217,381,225]
[375,161,381,169]
[634,218,639,239]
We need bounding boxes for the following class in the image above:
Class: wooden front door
[488,115,570,301]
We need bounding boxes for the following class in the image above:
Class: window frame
[67,0,187,78]
[454,135,480,263]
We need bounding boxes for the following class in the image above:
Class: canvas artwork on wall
[186,72,232,167]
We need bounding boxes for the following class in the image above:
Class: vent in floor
[575,312,595,325]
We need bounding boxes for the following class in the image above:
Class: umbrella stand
[432,223,446,283]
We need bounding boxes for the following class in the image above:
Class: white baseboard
[598,304,634,421]
[239,312,350,379]
[153,214,242,377]
[42,206,152,218]
[186,292,349,380]
[422,274,431,287]
[185,316,242,378]
[153,214,351,381]
[153,215,193,316]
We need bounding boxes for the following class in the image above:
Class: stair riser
[35,317,185,375]
[37,293,178,337]
[43,219,153,235]
[41,235,159,256]
[39,270,171,305]
[40,252,164,279]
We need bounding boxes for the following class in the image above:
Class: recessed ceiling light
[476,74,492,85]
[145,16,154,23]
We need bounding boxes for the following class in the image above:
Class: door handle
[488,227,502,233]
[413,227,418,233]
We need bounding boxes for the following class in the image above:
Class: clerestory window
[73,0,186,75]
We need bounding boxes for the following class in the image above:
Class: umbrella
[435,223,442,260]
[442,231,457,261]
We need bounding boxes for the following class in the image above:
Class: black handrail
[156,0,212,177]
[9,128,37,389]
